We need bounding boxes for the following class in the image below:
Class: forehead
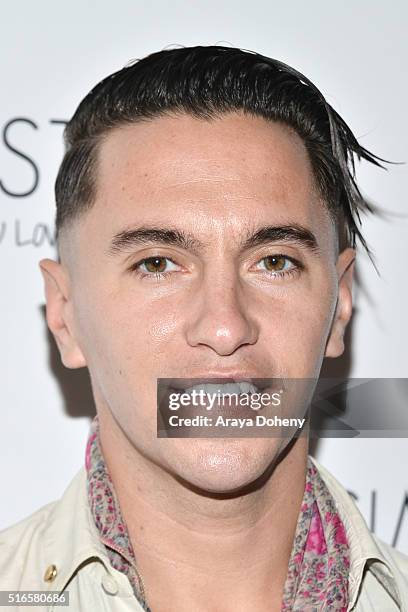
[82,112,332,246]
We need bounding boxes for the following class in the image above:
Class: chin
[163,437,286,495]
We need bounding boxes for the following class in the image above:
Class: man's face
[43,113,354,493]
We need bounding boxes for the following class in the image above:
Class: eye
[254,254,302,277]
[131,256,180,278]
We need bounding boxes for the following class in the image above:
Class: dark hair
[55,44,387,260]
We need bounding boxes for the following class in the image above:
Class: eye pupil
[264,256,286,271]
[145,257,167,273]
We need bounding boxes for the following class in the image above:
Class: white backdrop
[1,0,407,552]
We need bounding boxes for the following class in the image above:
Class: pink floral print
[85,415,349,610]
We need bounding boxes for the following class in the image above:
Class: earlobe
[325,248,356,359]
[39,258,87,369]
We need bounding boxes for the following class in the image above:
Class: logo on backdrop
[348,489,408,549]
[0,116,67,248]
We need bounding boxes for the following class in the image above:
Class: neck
[98,408,308,612]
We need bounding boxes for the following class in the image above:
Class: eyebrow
[107,224,320,257]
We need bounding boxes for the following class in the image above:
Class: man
[0,45,407,611]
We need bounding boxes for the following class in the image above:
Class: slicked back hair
[55,45,386,260]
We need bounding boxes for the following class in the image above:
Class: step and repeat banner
[1,1,407,552]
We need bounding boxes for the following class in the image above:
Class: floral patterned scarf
[85,415,349,610]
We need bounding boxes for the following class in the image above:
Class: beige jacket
[1,456,407,611]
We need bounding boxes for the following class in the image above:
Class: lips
[167,376,280,392]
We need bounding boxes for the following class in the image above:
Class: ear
[39,258,87,369]
[325,247,356,358]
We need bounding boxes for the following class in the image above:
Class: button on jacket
[1,457,407,611]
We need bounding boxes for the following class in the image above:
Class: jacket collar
[42,456,405,609]
[42,466,117,594]
[310,456,406,610]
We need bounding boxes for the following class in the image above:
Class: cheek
[148,312,179,347]
[299,295,336,368]
[261,282,336,375]
[75,284,182,383]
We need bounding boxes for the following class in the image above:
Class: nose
[185,272,259,356]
